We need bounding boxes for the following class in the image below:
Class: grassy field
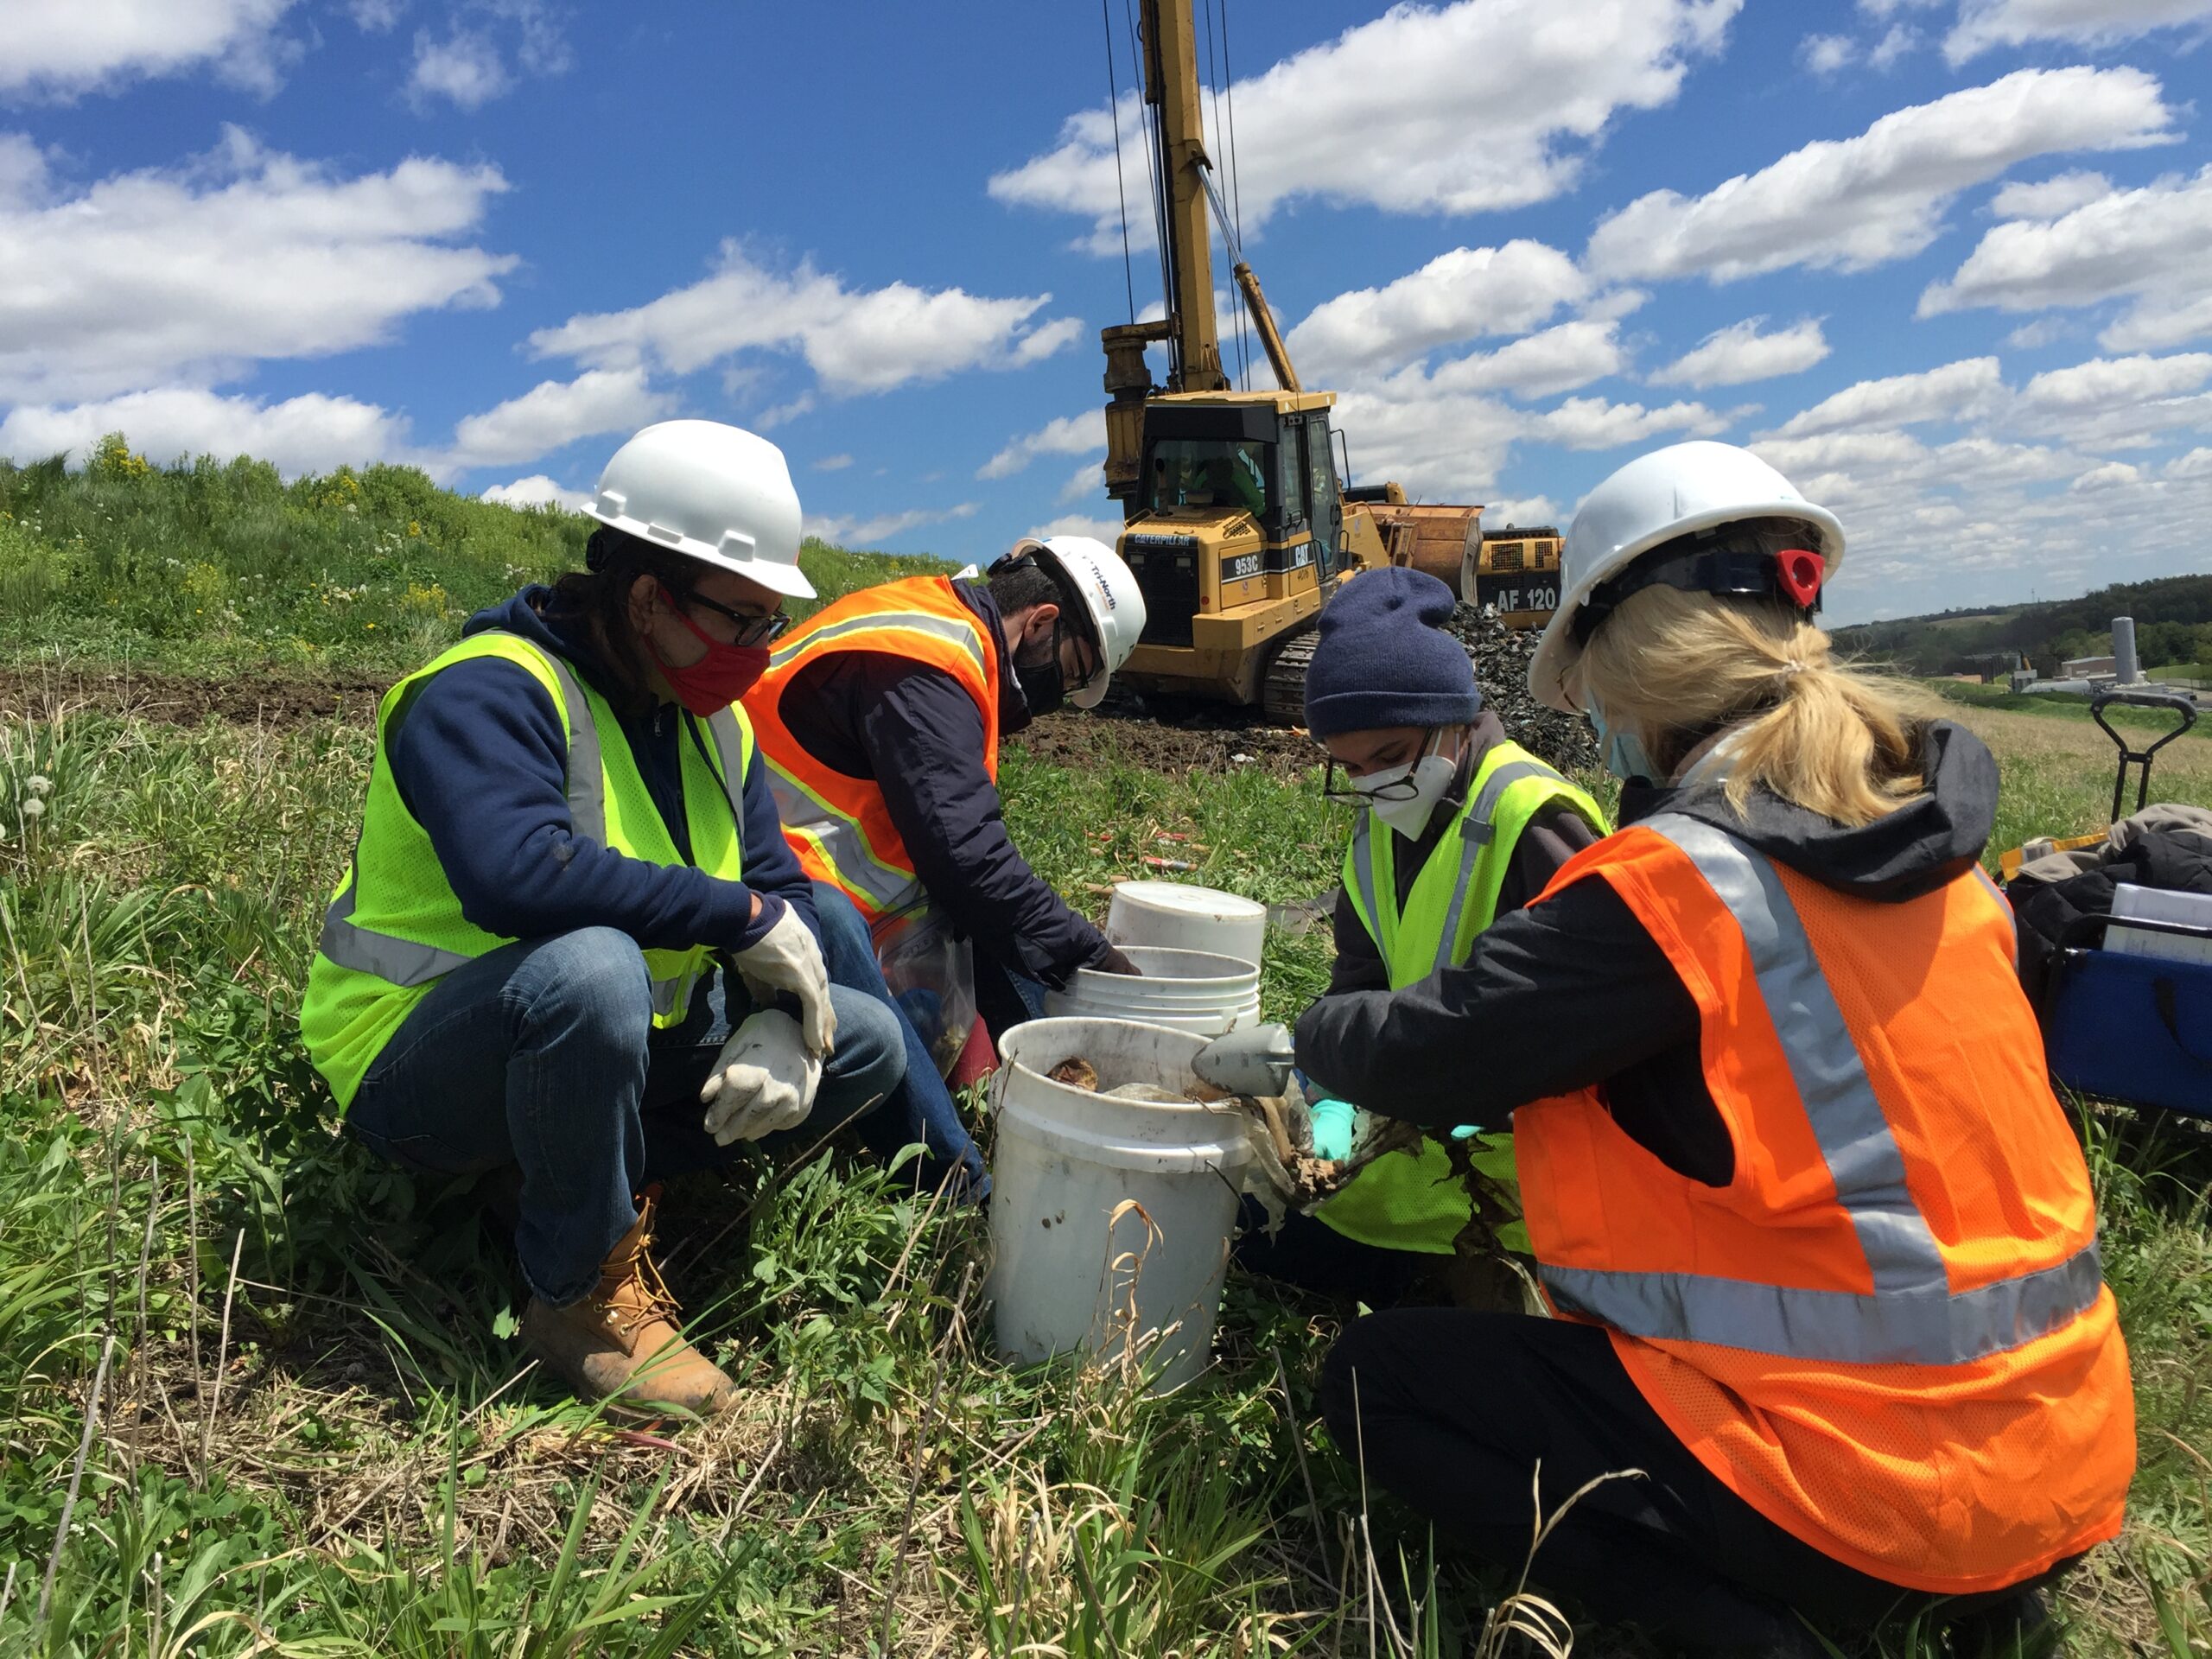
[1,452,2209,1656]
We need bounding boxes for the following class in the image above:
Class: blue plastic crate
[2043,929,2212,1119]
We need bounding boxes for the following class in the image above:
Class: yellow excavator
[1093,0,1551,721]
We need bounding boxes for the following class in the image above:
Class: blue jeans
[810,884,990,1200]
[345,925,906,1306]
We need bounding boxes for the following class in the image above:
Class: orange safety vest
[744,575,1003,921]
[1514,813,2135,1595]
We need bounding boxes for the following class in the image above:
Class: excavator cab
[1114,390,1377,705]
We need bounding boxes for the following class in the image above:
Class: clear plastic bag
[871,901,979,1078]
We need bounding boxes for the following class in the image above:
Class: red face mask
[649,596,772,716]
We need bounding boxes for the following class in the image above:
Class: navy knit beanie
[1302,568,1481,737]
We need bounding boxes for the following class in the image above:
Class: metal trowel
[1192,1022,1297,1100]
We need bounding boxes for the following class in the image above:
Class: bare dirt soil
[1011,702,1324,777]
[0,663,391,728]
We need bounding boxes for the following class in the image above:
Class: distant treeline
[1834,572,2212,678]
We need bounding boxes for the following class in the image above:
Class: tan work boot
[518,1193,734,1414]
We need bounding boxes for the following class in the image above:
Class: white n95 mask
[1353,731,1459,839]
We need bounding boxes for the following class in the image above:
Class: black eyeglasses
[664,584,791,647]
[1320,760,1426,803]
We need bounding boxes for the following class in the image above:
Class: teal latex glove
[1309,1096,1356,1161]
[1450,1124,1478,1141]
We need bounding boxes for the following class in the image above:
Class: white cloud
[2071,459,2146,492]
[1024,513,1125,547]
[1426,320,1630,399]
[0,127,512,402]
[347,0,404,29]
[1920,165,2212,353]
[2017,353,2212,416]
[1989,169,2112,220]
[445,367,671,469]
[806,501,979,547]
[1285,242,1589,378]
[2003,316,2073,350]
[409,30,509,109]
[0,0,296,99]
[1529,395,1728,450]
[1770,357,2005,437]
[977,412,1104,480]
[2012,353,2212,448]
[0,386,410,476]
[1484,496,1560,528]
[811,453,854,472]
[1057,460,1104,505]
[1653,317,1829,388]
[1331,383,1721,505]
[1869,23,1920,66]
[1331,386,1524,503]
[991,0,1738,251]
[1586,67,2175,283]
[482,474,588,512]
[530,243,1076,397]
[1802,34,1856,72]
[1944,0,2212,64]
[406,2,569,108]
[2166,448,2212,480]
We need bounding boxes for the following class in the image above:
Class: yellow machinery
[1094,0,1522,721]
[1470,524,1565,627]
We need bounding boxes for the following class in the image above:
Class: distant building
[2061,654,2118,681]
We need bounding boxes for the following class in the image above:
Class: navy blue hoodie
[381,587,809,956]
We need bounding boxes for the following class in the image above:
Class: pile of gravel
[1443,604,1600,774]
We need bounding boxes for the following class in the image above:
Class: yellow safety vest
[300,630,755,1110]
[1318,741,1608,1253]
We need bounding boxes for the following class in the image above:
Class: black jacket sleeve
[1294,872,1698,1130]
[1325,886,1390,995]
[386,657,789,951]
[855,661,1110,986]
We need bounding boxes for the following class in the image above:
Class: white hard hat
[1015,535,1147,709]
[582,419,814,601]
[1529,440,1845,711]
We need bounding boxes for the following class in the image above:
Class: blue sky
[4,0,2212,623]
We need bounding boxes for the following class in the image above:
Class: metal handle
[2090,689,2198,818]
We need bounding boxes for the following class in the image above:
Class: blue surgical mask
[1586,696,1657,785]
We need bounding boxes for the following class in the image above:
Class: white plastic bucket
[1043,945,1262,1036]
[988,1017,1252,1392]
[1106,880,1268,966]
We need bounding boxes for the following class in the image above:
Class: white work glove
[728,904,837,1055]
[700,1008,823,1145]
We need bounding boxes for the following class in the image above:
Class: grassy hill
[0,435,953,676]
[1837,572,2212,677]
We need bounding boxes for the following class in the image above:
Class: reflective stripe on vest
[315,637,746,1018]
[1535,812,2105,1365]
[763,761,924,916]
[1346,756,1586,976]
[767,605,990,682]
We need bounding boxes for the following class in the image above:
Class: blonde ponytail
[1577,584,1938,826]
